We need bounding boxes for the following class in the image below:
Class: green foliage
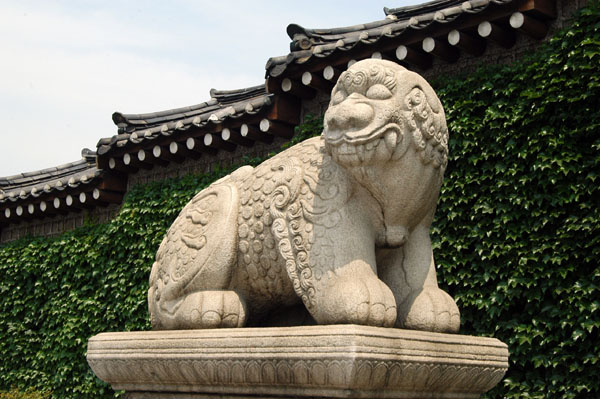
[431,2,600,398]
[0,173,232,398]
[286,114,323,146]
[0,3,599,398]
[0,388,51,399]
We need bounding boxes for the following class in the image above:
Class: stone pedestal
[87,325,508,399]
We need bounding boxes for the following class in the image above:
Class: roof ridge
[384,0,465,17]
[0,157,97,191]
[111,84,267,132]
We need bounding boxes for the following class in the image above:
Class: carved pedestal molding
[87,325,508,399]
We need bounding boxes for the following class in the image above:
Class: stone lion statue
[148,59,460,333]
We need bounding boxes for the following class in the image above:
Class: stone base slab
[87,325,508,399]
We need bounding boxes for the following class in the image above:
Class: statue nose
[326,102,374,131]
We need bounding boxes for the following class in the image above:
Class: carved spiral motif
[404,87,449,169]
[235,138,352,309]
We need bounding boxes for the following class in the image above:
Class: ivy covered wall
[1,2,599,398]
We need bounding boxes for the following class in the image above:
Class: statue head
[323,59,448,170]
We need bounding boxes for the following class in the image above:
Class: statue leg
[305,214,397,327]
[377,223,460,333]
[149,287,247,330]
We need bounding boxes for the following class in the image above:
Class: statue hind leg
[148,180,249,330]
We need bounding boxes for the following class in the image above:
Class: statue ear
[385,123,410,161]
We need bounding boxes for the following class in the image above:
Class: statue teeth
[364,147,375,163]
[357,145,366,162]
[385,131,398,152]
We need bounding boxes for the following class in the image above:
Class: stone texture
[87,325,508,399]
[148,59,459,333]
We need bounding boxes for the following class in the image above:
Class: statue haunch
[148,59,460,333]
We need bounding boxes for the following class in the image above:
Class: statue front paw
[399,287,460,333]
[151,290,247,330]
[311,271,397,327]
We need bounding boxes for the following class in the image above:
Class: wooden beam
[98,173,127,193]
[15,205,30,219]
[396,45,432,70]
[38,199,62,217]
[203,133,235,152]
[266,77,280,94]
[478,21,516,48]
[169,141,202,159]
[75,192,98,210]
[39,201,49,215]
[65,194,85,210]
[138,148,167,167]
[259,119,295,139]
[266,95,301,126]
[519,0,556,19]
[96,155,109,170]
[108,156,137,173]
[221,128,253,147]
[153,145,183,164]
[92,188,123,205]
[370,51,394,61]
[281,78,316,99]
[323,66,342,84]
[422,37,459,62]
[186,137,216,156]
[510,12,548,39]
[301,71,333,92]
[123,152,153,170]
[447,29,486,55]
[26,203,43,218]
[241,123,273,143]
[52,197,70,214]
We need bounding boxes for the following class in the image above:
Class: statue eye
[332,89,347,105]
[366,84,392,100]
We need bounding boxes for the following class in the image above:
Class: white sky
[0,0,417,177]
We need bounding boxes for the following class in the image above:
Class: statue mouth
[325,120,390,146]
[325,123,404,166]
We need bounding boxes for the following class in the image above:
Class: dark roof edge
[111,101,219,127]
[209,84,265,98]
[0,154,97,191]
[384,0,464,17]
[111,84,267,129]
[286,18,396,40]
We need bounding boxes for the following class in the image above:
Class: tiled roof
[110,85,267,135]
[0,149,100,204]
[266,0,553,78]
[384,0,483,17]
[96,85,273,156]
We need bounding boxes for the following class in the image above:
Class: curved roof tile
[97,85,271,156]
[0,150,101,204]
[266,0,514,77]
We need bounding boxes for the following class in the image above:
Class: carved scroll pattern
[237,153,305,302]
[404,87,449,170]
[237,137,352,308]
